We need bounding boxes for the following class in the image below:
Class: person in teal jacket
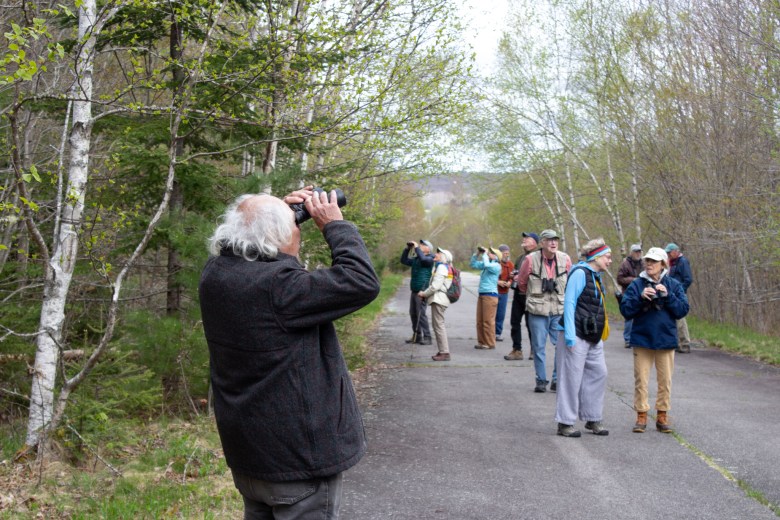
[400,239,435,344]
[470,246,502,349]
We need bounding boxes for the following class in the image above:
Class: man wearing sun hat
[470,245,502,349]
[618,244,644,349]
[665,242,693,353]
[516,229,572,393]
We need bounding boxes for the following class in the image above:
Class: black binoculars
[542,278,557,294]
[289,188,347,225]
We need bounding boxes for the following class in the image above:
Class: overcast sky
[455,0,509,75]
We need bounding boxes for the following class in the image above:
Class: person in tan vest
[516,229,572,393]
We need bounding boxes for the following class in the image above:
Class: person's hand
[655,284,668,297]
[417,291,425,299]
[305,189,343,231]
[641,286,656,300]
[408,241,418,249]
[282,186,314,205]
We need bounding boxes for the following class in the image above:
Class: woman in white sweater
[419,247,454,361]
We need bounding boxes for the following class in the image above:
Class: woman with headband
[554,238,613,438]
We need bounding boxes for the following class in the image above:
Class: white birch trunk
[26,0,97,448]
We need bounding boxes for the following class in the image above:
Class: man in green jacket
[401,239,435,345]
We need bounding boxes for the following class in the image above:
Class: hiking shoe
[549,381,557,392]
[431,353,451,361]
[534,381,547,393]
[405,337,417,344]
[504,349,524,361]
[633,412,648,433]
[474,344,490,350]
[419,337,433,345]
[585,421,609,436]
[624,342,631,348]
[656,411,673,433]
[676,344,691,353]
[557,423,581,438]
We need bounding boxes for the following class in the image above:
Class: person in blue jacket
[620,247,689,434]
[554,238,613,438]
[470,246,502,349]
[665,242,693,353]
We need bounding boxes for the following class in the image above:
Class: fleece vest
[570,266,606,343]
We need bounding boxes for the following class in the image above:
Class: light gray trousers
[554,334,608,425]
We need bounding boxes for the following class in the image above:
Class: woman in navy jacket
[620,247,689,434]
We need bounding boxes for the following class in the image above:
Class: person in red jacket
[495,244,515,342]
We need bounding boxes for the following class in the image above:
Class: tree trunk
[25,0,97,450]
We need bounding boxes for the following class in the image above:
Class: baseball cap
[539,229,560,240]
[437,247,453,263]
[644,247,668,263]
[630,244,642,252]
[420,239,433,250]
[664,243,680,253]
[522,232,540,243]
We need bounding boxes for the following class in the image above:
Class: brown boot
[633,411,647,433]
[503,349,524,360]
[656,411,673,433]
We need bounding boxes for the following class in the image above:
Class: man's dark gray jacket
[199,220,380,482]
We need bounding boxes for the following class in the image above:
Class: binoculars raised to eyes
[289,188,347,225]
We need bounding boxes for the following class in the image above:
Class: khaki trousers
[430,303,449,354]
[476,295,498,347]
[633,347,675,412]
[676,317,691,348]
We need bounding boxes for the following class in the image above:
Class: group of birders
[197,185,697,517]
[401,232,693,438]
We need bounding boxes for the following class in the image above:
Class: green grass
[0,417,242,519]
[604,296,779,365]
[336,272,404,371]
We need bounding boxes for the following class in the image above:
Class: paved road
[343,271,780,519]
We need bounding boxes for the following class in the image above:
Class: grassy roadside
[0,272,404,519]
[604,298,779,365]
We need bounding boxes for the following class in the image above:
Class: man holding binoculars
[515,229,572,393]
[400,239,435,345]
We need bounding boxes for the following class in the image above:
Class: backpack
[445,264,462,303]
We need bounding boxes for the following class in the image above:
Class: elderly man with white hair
[199,187,380,519]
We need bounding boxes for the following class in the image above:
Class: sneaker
[549,381,557,392]
[557,423,581,438]
[496,336,504,342]
[624,342,631,349]
[419,337,433,345]
[584,421,609,436]
[503,349,524,361]
[431,353,451,361]
[676,344,691,353]
[534,381,547,393]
